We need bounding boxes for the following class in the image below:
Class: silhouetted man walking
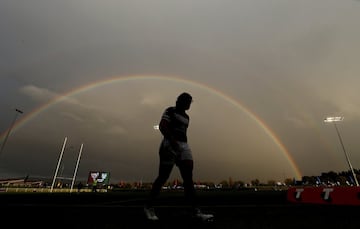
[144,92,214,221]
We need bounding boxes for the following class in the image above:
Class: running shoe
[194,208,214,221]
[144,206,159,221]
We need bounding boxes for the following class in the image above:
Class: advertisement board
[87,171,110,185]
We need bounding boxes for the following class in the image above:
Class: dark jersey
[160,107,189,142]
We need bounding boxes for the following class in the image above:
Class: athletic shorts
[159,138,193,165]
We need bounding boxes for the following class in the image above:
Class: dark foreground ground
[1,189,359,229]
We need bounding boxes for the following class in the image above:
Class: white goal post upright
[70,143,84,193]
[51,137,67,193]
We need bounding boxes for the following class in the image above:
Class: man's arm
[159,119,179,148]
[159,119,172,139]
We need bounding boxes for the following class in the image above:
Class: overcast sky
[1,0,360,184]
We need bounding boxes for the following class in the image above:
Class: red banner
[287,186,360,205]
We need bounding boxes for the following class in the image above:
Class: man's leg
[144,163,173,220]
[147,163,173,207]
[178,160,214,221]
[178,160,197,207]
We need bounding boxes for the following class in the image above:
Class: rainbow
[1,75,302,179]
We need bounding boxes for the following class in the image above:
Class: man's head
[176,92,192,110]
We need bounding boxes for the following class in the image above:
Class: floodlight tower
[0,108,23,155]
[324,116,359,186]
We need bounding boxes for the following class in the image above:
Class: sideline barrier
[287,186,360,205]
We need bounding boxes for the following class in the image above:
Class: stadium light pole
[324,116,359,186]
[0,108,23,156]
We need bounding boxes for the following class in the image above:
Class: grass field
[1,189,359,228]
